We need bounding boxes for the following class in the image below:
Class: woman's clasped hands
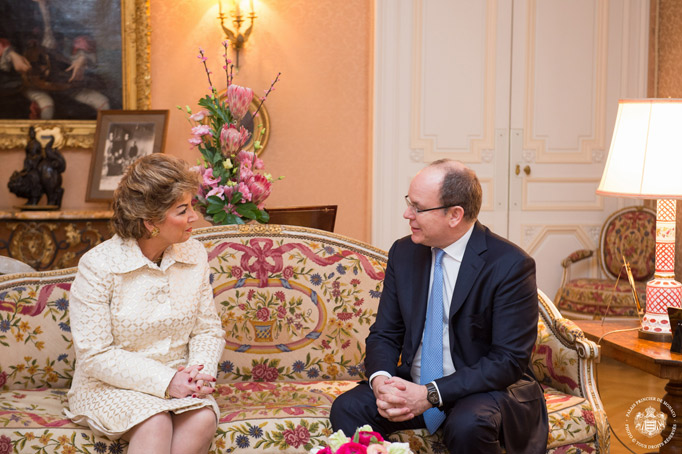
[166,364,217,399]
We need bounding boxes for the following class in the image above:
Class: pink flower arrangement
[310,426,413,454]
[182,42,281,225]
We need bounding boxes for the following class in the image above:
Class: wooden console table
[575,319,682,453]
[0,210,114,271]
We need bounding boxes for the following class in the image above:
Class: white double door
[373,0,649,299]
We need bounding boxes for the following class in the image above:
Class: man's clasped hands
[372,376,433,422]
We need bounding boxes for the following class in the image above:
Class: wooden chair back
[266,205,338,232]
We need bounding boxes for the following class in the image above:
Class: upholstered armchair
[555,206,656,318]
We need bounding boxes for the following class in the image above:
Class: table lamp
[596,99,682,341]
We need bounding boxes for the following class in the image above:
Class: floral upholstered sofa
[0,224,608,453]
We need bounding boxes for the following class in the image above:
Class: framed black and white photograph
[86,110,168,201]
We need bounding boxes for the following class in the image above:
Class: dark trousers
[330,382,548,454]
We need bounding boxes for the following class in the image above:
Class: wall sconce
[218,0,256,68]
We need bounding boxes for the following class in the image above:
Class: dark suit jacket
[365,221,548,452]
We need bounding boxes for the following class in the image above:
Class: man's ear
[448,206,465,227]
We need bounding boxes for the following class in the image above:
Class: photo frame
[0,0,151,150]
[86,110,168,201]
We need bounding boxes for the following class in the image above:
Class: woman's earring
[150,227,160,238]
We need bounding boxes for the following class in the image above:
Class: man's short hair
[430,159,482,222]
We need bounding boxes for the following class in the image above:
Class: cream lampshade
[597,98,682,341]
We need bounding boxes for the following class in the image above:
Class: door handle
[515,165,531,176]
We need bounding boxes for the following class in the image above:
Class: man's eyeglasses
[404,195,459,215]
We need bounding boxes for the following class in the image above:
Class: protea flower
[248,174,272,209]
[227,84,253,121]
[220,124,250,156]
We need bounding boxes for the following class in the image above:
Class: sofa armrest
[534,289,610,449]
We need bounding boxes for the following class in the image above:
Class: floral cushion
[544,386,596,448]
[555,278,645,317]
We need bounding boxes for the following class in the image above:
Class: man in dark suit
[330,159,548,453]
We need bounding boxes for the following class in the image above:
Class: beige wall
[0,0,373,242]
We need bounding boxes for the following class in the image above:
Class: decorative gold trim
[0,0,152,150]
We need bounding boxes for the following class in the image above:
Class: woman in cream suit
[65,154,226,454]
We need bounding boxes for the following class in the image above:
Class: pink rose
[277,305,286,319]
[0,435,11,454]
[581,409,595,426]
[358,431,384,445]
[316,448,333,454]
[294,425,310,445]
[282,429,300,448]
[282,266,294,280]
[227,84,254,121]
[256,307,270,321]
[231,267,243,279]
[0,371,7,388]
[336,442,368,454]
[252,363,279,381]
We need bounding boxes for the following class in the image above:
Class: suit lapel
[449,222,487,317]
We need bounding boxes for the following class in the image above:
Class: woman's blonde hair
[111,154,200,239]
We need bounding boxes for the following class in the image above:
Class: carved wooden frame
[0,0,152,151]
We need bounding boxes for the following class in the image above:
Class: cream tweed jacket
[64,235,226,438]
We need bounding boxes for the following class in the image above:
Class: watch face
[427,387,439,406]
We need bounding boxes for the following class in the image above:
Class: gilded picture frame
[0,0,151,150]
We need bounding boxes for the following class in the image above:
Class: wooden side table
[0,210,114,271]
[575,319,682,453]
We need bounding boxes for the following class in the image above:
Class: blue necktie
[421,248,446,434]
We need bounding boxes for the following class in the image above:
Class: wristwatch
[425,382,440,407]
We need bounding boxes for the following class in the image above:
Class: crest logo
[634,406,666,437]
[625,397,676,450]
